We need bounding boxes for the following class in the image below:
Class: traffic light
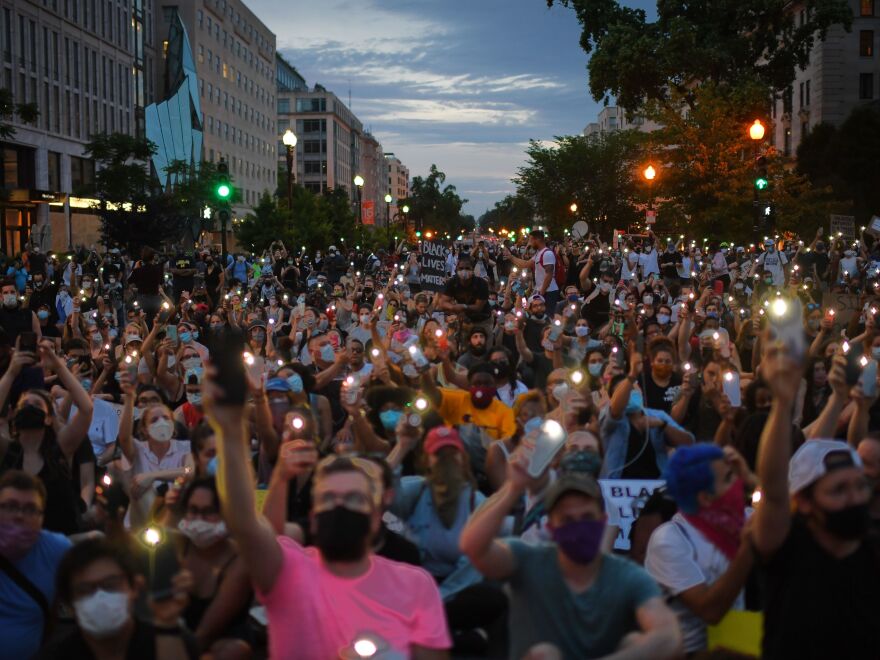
[216,159,232,201]
[755,156,769,190]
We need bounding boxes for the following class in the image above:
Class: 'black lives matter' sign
[419,241,447,292]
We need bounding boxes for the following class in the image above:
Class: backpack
[536,247,566,289]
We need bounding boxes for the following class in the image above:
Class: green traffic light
[415,231,422,238]
[755,178,768,190]
[217,183,231,199]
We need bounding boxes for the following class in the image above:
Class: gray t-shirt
[507,540,661,659]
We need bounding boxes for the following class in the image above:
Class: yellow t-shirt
[438,388,516,440]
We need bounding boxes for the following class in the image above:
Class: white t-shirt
[621,252,639,281]
[639,248,660,278]
[645,513,745,653]
[757,249,788,285]
[677,255,693,279]
[533,248,559,293]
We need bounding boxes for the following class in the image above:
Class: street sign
[362,201,375,225]
[830,214,856,242]
[646,210,656,225]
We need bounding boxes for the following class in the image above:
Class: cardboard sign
[419,240,447,292]
[599,479,666,550]
[646,210,656,225]
[830,214,856,242]
[824,293,861,324]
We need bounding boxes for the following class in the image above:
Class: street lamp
[749,120,766,240]
[384,193,392,227]
[282,129,297,210]
[642,164,657,211]
[353,175,364,225]
[570,202,578,214]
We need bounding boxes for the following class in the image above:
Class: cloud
[317,64,565,96]
[248,0,446,56]
[378,141,530,180]
[358,99,535,126]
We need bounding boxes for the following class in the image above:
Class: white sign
[830,214,856,242]
[868,215,880,237]
[599,479,666,550]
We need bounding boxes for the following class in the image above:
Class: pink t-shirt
[257,537,451,659]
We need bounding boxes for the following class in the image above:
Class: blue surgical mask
[379,409,404,431]
[37,310,49,320]
[523,416,543,435]
[588,363,603,377]
[287,373,304,393]
[206,456,218,476]
[179,331,192,344]
[625,389,643,415]
[320,344,335,362]
[80,379,93,392]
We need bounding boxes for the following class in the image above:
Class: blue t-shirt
[507,540,661,659]
[0,531,72,658]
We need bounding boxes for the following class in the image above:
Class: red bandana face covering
[469,386,496,409]
[682,477,745,560]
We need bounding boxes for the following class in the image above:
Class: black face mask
[822,502,870,540]
[14,405,47,430]
[491,360,509,378]
[314,506,371,561]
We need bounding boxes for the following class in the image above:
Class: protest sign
[824,293,861,325]
[830,215,856,242]
[599,479,666,551]
[419,240,447,292]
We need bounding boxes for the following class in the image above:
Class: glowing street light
[643,165,656,181]
[570,202,578,214]
[749,119,765,141]
[353,175,364,225]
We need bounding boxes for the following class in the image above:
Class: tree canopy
[401,165,473,236]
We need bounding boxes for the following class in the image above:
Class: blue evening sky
[247,0,653,217]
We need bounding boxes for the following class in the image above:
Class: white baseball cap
[788,440,862,495]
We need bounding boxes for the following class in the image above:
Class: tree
[514,131,646,237]
[157,159,230,245]
[547,0,852,111]
[646,84,835,239]
[0,88,38,139]
[797,105,880,223]
[478,195,536,234]
[83,133,187,252]
[401,165,470,236]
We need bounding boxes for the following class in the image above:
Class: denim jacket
[598,405,694,479]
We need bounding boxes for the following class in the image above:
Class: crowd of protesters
[0,224,877,660]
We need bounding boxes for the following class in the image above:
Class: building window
[801,121,809,139]
[277,98,289,113]
[860,72,874,99]
[805,79,810,106]
[70,156,95,193]
[862,0,875,16]
[799,81,804,108]
[860,30,874,57]
[47,151,61,190]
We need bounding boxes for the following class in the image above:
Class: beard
[428,453,468,529]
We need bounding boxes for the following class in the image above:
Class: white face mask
[186,391,202,406]
[178,518,228,549]
[181,357,201,372]
[359,314,371,325]
[74,590,130,639]
[599,282,612,294]
[657,313,671,325]
[551,382,570,401]
[2,293,17,307]
[148,418,174,443]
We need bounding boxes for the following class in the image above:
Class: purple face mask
[0,522,40,561]
[550,517,606,564]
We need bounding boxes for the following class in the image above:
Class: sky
[244,0,625,218]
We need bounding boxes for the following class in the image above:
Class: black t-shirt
[659,250,682,279]
[128,263,164,295]
[375,526,422,566]
[581,295,611,330]
[642,372,682,414]
[172,253,195,296]
[39,618,200,660]
[442,276,489,322]
[622,422,659,479]
[761,517,880,660]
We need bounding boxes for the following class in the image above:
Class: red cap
[423,426,465,455]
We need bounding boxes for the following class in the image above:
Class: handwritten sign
[599,479,666,550]
[419,240,447,292]
[830,214,856,242]
[824,293,861,325]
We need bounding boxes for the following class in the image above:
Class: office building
[359,131,384,225]
[384,152,410,222]
[166,0,277,217]
[770,0,880,155]
[276,80,363,202]
[583,106,660,136]
[0,0,156,253]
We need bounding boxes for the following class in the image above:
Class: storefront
[0,189,66,257]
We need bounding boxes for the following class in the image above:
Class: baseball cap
[764,238,774,247]
[124,334,143,346]
[543,473,603,512]
[423,426,465,455]
[247,319,267,332]
[788,439,863,495]
[529,294,545,304]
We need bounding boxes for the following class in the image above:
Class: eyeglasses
[71,573,128,600]
[0,501,43,518]
[314,490,372,513]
